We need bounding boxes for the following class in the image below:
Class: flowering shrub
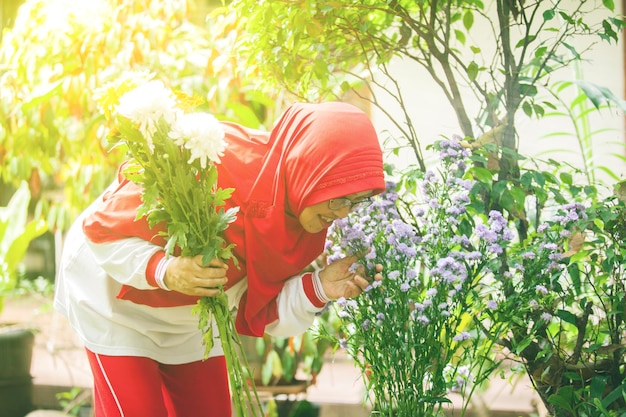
[326,138,626,416]
[98,77,263,416]
[325,139,502,417]
[480,193,626,416]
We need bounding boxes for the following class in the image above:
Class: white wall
[370,0,625,190]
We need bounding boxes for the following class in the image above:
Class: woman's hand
[164,255,228,297]
[318,255,383,300]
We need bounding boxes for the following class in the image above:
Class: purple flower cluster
[476,210,515,254]
[438,136,471,172]
[321,134,608,417]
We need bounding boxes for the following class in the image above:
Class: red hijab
[83,102,385,336]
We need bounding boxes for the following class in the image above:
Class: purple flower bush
[325,138,626,416]
[326,139,502,416]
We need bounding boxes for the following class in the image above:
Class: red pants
[85,349,232,417]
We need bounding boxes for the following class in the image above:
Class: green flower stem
[116,114,263,416]
[195,296,264,417]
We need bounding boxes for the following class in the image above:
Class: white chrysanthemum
[117,80,178,142]
[169,112,227,168]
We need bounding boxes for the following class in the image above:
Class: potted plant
[241,312,335,417]
[0,181,48,417]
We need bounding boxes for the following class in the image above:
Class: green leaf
[455,29,466,45]
[602,383,626,408]
[602,0,615,11]
[282,353,296,382]
[543,9,555,21]
[558,11,575,24]
[590,375,608,400]
[532,171,546,187]
[469,166,493,185]
[559,172,573,185]
[519,83,538,97]
[463,10,473,30]
[255,337,266,358]
[498,192,515,213]
[556,309,578,326]
[514,337,532,355]
[567,263,581,295]
[562,41,580,59]
[21,80,63,111]
[509,185,526,209]
[515,35,535,48]
[0,182,48,291]
[226,102,261,127]
[548,386,575,414]
[467,61,479,81]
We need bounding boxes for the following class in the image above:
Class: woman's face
[298,190,373,233]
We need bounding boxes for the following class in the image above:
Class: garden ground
[4,294,546,417]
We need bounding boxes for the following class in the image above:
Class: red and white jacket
[53,180,330,364]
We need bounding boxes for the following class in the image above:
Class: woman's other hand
[164,255,228,297]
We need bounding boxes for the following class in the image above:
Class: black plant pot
[0,327,35,417]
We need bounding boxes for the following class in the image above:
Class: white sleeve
[85,237,162,290]
[264,274,329,337]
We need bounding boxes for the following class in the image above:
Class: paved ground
[3,295,547,417]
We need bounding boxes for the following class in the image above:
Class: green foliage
[56,387,90,416]
[232,0,623,176]
[465,154,626,416]
[243,313,334,388]
[0,181,47,316]
[530,59,626,186]
[0,0,278,230]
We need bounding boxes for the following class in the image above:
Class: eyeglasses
[328,197,373,212]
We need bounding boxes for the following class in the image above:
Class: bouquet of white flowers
[97,75,262,416]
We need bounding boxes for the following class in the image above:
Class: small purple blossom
[453,331,471,342]
[452,235,471,247]
[388,270,401,280]
[487,243,504,254]
[476,224,497,243]
[535,285,548,295]
[464,251,482,261]
[541,242,558,251]
[548,253,563,262]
